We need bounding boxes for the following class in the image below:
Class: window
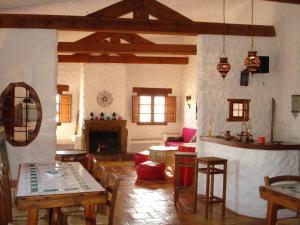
[56,85,72,124]
[227,98,250,121]
[132,87,176,125]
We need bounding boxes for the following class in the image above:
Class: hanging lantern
[244,0,260,74]
[217,0,231,79]
[244,51,261,73]
[217,57,231,79]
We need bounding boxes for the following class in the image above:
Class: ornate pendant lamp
[244,0,261,74]
[217,0,231,79]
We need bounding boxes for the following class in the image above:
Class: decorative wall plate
[97,91,113,107]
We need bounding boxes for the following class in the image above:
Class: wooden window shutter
[60,94,72,123]
[132,96,139,122]
[166,96,176,122]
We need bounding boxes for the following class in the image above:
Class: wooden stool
[174,152,198,213]
[197,157,227,219]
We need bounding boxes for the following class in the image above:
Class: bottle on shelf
[246,119,252,136]
[90,112,94,120]
[100,112,105,120]
[208,120,212,136]
[241,119,247,134]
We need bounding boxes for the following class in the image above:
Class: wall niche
[0,82,42,146]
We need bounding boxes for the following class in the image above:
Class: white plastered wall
[195,2,300,143]
[125,64,183,141]
[56,63,82,144]
[56,63,185,151]
[182,53,198,129]
[0,29,57,178]
[82,63,127,122]
[195,1,300,219]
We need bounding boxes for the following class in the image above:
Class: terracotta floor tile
[102,162,266,225]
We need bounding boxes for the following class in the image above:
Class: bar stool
[174,152,198,213]
[197,157,227,219]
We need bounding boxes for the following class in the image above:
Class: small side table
[55,150,86,163]
[148,146,178,173]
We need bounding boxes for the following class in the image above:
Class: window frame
[56,85,71,125]
[132,87,175,125]
[137,95,167,125]
[227,98,250,122]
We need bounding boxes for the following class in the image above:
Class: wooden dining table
[259,183,300,225]
[15,162,107,225]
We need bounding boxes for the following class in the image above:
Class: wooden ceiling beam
[58,54,189,64]
[57,42,197,55]
[264,0,300,4]
[0,14,276,37]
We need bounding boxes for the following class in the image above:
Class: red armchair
[165,127,197,147]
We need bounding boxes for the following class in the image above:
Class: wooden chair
[264,175,300,186]
[276,218,300,225]
[0,167,49,225]
[0,163,49,225]
[0,176,8,225]
[174,152,198,213]
[82,153,96,173]
[264,175,300,223]
[66,173,120,225]
[0,162,13,222]
[92,159,106,186]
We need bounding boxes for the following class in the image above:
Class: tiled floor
[101,161,266,225]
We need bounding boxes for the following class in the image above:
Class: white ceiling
[0,0,69,10]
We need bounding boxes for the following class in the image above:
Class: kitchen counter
[198,137,300,218]
[200,136,300,150]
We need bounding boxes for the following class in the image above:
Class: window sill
[227,118,249,122]
[137,122,168,126]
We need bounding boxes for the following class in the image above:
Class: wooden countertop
[200,136,300,150]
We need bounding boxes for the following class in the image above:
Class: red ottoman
[134,150,150,166]
[136,161,166,181]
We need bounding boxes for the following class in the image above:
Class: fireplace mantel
[83,120,128,154]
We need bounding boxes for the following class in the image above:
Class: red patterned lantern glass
[244,51,261,73]
[217,57,231,79]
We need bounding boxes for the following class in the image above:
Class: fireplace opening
[89,131,120,154]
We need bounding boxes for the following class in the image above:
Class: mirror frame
[0,82,42,146]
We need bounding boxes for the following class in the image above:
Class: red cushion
[178,145,196,186]
[182,127,197,143]
[136,161,166,180]
[134,150,150,166]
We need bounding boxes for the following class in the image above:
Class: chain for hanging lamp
[217,0,231,79]
[244,0,261,74]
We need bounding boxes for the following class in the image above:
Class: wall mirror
[0,82,42,146]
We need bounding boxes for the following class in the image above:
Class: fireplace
[89,131,119,154]
[83,120,128,154]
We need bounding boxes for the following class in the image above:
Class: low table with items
[148,145,178,171]
[55,150,86,162]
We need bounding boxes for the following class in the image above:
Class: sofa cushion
[182,128,197,143]
[166,136,184,142]
[165,141,185,147]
